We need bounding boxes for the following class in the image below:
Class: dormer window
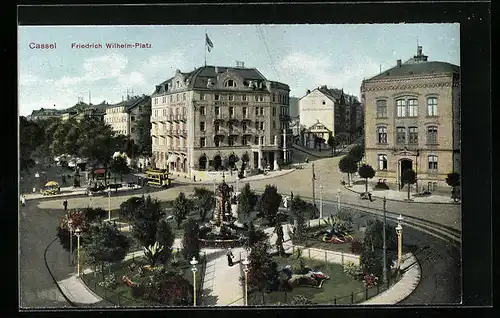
[224,79,236,88]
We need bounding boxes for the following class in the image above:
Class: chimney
[306,89,311,94]
[397,59,402,67]
[417,45,423,57]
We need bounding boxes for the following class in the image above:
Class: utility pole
[382,196,387,285]
[312,163,316,207]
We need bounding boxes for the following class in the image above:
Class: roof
[303,86,358,104]
[153,65,288,95]
[367,61,459,81]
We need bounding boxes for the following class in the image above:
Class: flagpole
[204,29,207,66]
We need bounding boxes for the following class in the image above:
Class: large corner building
[361,46,461,190]
[150,63,291,180]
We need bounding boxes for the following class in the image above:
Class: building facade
[104,95,151,142]
[26,108,63,121]
[361,46,461,190]
[150,64,291,179]
[299,86,362,149]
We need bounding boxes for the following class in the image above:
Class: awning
[167,155,176,163]
[94,169,106,174]
[45,181,59,187]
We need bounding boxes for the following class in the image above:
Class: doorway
[399,159,413,190]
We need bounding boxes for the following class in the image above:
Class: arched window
[378,154,388,170]
[224,79,236,88]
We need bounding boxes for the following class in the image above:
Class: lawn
[247,256,367,305]
[80,251,206,307]
[301,225,364,255]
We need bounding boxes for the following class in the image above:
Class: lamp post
[336,188,341,212]
[108,190,111,221]
[319,184,323,219]
[190,257,198,306]
[75,227,82,277]
[242,256,250,306]
[382,196,387,284]
[68,219,73,266]
[396,215,403,270]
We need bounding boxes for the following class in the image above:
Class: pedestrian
[290,191,294,201]
[368,193,373,202]
[305,156,309,164]
[63,200,68,211]
[20,195,26,207]
[226,247,234,267]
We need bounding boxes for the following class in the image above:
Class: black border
[13,1,492,317]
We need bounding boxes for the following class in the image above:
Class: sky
[18,24,460,116]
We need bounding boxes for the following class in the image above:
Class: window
[427,97,438,116]
[214,137,220,147]
[200,106,205,115]
[228,95,234,101]
[176,81,179,88]
[228,136,235,146]
[272,121,276,129]
[408,127,418,144]
[396,127,406,145]
[225,79,236,87]
[428,155,438,171]
[176,94,179,102]
[243,107,247,117]
[242,122,248,131]
[183,93,186,101]
[255,107,259,115]
[408,99,418,117]
[255,95,259,102]
[259,96,264,102]
[255,136,259,145]
[377,126,388,144]
[242,136,249,145]
[255,121,259,130]
[396,99,406,117]
[229,107,234,116]
[170,95,173,102]
[427,126,438,144]
[260,107,264,115]
[200,137,206,147]
[378,154,388,170]
[200,122,205,131]
[214,123,220,132]
[260,122,264,130]
[131,127,135,133]
[131,116,135,122]
[272,94,276,102]
[272,107,276,116]
[376,100,387,118]
[260,136,265,145]
[242,94,247,101]
[215,107,220,115]
[215,94,220,101]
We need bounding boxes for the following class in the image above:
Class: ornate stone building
[361,46,460,190]
[104,95,151,143]
[150,63,291,180]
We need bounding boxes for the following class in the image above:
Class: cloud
[141,49,190,81]
[83,53,128,80]
[278,51,380,97]
[19,73,39,86]
[117,71,148,88]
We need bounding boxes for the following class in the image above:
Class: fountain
[199,173,247,248]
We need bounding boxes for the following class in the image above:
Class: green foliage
[143,270,192,306]
[109,155,130,181]
[259,185,282,225]
[338,155,358,185]
[446,172,461,202]
[247,240,273,292]
[143,241,164,267]
[342,261,363,280]
[237,183,258,220]
[131,196,165,248]
[246,221,268,247]
[119,196,145,222]
[363,219,397,251]
[289,294,315,305]
[322,214,353,237]
[358,164,376,193]
[181,218,200,261]
[327,135,340,155]
[156,220,175,264]
[135,102,152,157]
[81,207,107,223]
[19,116,45,170]
[85,222,130,267]
[172,192,194,229]
[289,197,309,245]
[193,187,215,222]
[98,273,118,290]
[348,145,364,162]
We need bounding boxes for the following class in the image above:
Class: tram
[145,169,172,188]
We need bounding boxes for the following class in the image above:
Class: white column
[273,151,279,170]
[282,129,287,162]
[258,150,263,169]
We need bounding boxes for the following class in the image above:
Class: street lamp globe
[397,214,404,224]
[242,258,250,267]
[396,223,403,232]
[190,256,198,268]
[75,227,82,236]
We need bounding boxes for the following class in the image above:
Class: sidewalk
[23,184,143,201]
[57,274,103,305]
[172,168,296,185]
[345,183,458,204]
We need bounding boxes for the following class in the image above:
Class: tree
[156,220,175,264]
[338,155,358,187]
[182,218,200,261]
[241,152,250,164]
[19,117,45,170]
[363,219,397,252]
[237,183,258,221]
[119,196,145,222]
[246,221,268,247]
[193,188,215,222]
[172,192,194,229]
[247,240,273,304]
[401,169,417,200]
[259,185,282,226]
[109,155,130,182]
[81,207,107,224]
[289,197,308,246]
[327,134,340,156]
[358,164,376,194]
[143,271,192,306]
[446,172,461,202]
[348,144,365,163]
[131,196,165,248]
[85,222,130,279]
[274,224,285,256]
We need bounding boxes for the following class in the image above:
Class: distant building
[150,63,292,179]
[361,46,460,190]
[26,108,63,121]
[299,86,362,149]
[288,97,300,117]
[104,95,151,143]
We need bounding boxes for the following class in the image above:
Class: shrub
[363,274,379,288]
[374,182,390,190]
[131,284,145,298]
[343,261,363,280]
[98,273,118,290]
[350,239,364,254]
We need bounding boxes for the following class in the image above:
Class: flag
[206,33,214,52]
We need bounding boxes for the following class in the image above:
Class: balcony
[179,129,187,136]
[167,114,174,122]
[165,127,174,136]
[178,114,187,122]
[213,128,226,136]
[227,128,239,135]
